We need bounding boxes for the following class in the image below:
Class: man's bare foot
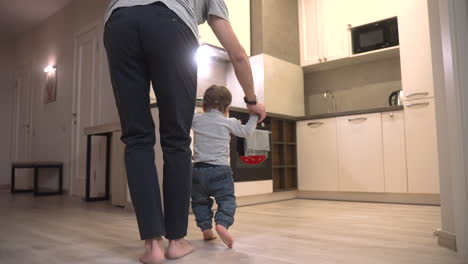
[139,238,164,264]
[166,238,195,259]
[215,225,234,248]
[203,229,217,241]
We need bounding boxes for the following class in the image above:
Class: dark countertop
[151,102,404,122]
[297,105,404,121]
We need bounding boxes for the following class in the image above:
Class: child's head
[203,85,232,114]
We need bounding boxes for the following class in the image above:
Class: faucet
[323,90,336,113]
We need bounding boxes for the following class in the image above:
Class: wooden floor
[0,190,462,264]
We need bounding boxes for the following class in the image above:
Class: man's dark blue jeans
[191,164,237,231]
[104,2,198,240]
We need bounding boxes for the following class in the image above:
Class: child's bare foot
[215,225,234,248]
[203,229,217,241]
[166,238,195,259]
[139,238,164,264]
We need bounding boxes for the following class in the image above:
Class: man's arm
[208,16,266,122]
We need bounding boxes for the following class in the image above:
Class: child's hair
[203,85,232,113]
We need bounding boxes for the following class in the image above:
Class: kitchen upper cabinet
[297,118,339,191]
[198,0,251,56]
[343,0,400,27]
[320,0,350,61]
[337,113,384,192]
[404,98,440,194]
[382,111,408,193]
[298,0,349,66]
[227,54,305,117]
[399,0,434,100]
[298,0,322,65]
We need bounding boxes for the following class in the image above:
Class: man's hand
[247,103,266,123]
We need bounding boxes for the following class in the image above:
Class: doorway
[70,22,106,197]
[12,70,33,189]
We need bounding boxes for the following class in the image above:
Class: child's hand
[247,103,266,123]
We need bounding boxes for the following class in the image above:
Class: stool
[11,162,63,196]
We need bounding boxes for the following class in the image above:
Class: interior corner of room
[2,0,468,262]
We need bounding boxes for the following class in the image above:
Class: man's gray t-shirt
[105,0,229,40]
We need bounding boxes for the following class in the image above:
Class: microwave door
[356,28,385,53]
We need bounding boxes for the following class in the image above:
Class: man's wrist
[244,96,257,105]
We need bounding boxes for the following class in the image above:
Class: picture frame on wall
[44,69,57,104]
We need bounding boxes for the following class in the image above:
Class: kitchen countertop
[297,105,404,121]
[151,102,404,122]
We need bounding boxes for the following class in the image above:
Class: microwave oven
[351,17,399,54]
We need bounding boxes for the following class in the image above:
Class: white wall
[14,0,114,192]
[0,41,16,187]
[305,58,402,115]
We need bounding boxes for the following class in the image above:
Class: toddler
[191,85,258,248]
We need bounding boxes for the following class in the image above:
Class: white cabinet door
[404,99,440,194]
[337,113,384,192]
[198,0,251,56]
[382,111,408,193]
[399,0,434,100]
[344,0,400,27]
[298,0,323,66]
[297,118,339,191]
[320,0,350,61]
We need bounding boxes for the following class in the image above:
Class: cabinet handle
[324,57,328,61]
[319,58,323,62]
[406,102,430,108]
[348,117,368,122]
[307,122,324,127]
[406,92,429,98]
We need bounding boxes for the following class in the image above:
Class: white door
[337,113,385,192]
[13,71,33,188]
[404,98,440,194]
[298,0,323,66]
[297,118,339,191]
[71,23,103,197]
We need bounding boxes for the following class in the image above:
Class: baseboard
[124,190,439,212]
[124,191,298,212]
[0,184,10,190]
[236,190,298,207]
[297,191,440,205]
[433,228,457,252]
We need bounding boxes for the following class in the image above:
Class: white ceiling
[0,0,73,40]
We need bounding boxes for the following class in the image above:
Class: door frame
[435,0,468,258]
[70,20,104,196]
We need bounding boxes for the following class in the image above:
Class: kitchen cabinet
[198,0,251,56]
[382,111,408,193]
[297,118,339,191]
[343,0,400,27]
[227,54,305,117]
[399,0,434,100]
[404,98,440,194]
[298,0,349,66]
[337,113,384,192]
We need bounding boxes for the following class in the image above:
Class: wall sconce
[44,65,57,73]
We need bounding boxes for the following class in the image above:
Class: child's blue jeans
[191,164,236,231]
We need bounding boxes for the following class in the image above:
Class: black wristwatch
[244,96,257,105]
